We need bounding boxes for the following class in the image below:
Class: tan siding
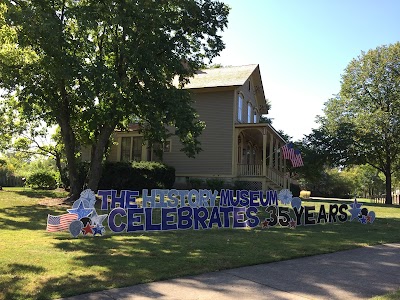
[108,140,118,162]
[163,90,234,176]
[237,76,259,123]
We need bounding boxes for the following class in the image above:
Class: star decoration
[80,189,96,208]
[359,215,367,224]
[278,189,293,205]
[82,223,94,235]
[90,210,108,226]
[289,218,297,229]
[348,199,362,221]
[67,200,93,220]
[261,219,270,229]
[92,224,105,236]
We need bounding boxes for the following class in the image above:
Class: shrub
[26,171,57,190]
[189,178,204,189]
[205,178,224,191]
[61,161,90,190]
[290,183,301,197]
[233,181,248,191]
[98,161,175,190]
[300,190,311,198]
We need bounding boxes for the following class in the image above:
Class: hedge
[63,161,175,191]
[98,161,175,190]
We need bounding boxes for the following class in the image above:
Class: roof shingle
[179,64,259,89]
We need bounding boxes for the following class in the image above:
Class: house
[83,64,290,190]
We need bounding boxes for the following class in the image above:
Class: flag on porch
[291,149,304,167]
[281,143,303,168]
[281,143,295,160]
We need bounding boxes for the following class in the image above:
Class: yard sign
[46,188,376,237]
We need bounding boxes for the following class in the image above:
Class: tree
[0,1,230,199]
[321,43,400,204]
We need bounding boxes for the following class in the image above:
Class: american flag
[46,213,78,232]
[291,149,304,167]
[281,143,295,160]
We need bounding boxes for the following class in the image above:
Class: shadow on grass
[0,205,67,231]
[12,189,69,199]
[36,217,400,298]
[0,264,46,300]
[2,197,400,299]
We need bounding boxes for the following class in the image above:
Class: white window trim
[247,102,252,123]
[238,94,243,122]
[163,140,172,153]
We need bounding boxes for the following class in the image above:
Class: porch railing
[237,164,285,187]
[237,164,263,176]
[267,167,285,187]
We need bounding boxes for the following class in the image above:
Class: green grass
[371,290,400,300]
[1,187,400,300]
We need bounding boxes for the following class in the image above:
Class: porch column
[233,128,238,176]
[262,129,267,177]
[283,154,287,188]
[279,142,283,172]
[269,133,274,169]
[274,139,279,170]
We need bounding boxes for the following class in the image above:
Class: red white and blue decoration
[46,189,107,237]
[46,188,376,237]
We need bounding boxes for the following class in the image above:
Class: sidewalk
[61,243,400,300]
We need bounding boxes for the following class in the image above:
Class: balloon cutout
[291,197,302,209]
[69,220,83,238]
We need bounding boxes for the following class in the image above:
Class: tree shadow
[12,189,68,199]
[0,205,68,231]
[0,264,46,300]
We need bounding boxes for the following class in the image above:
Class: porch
[234,123,290,190]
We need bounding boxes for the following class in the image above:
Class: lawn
[1,187,400,300]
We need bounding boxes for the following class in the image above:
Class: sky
[213,0,400,141]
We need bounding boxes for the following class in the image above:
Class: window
[247,103,252,123]
[238,94,243,122]
[121,137,131,161]
[120,136,142,161]
[253,110,258,123]
[163,140,171,153]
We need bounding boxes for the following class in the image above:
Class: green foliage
[189,178,204,189]
[340,165,385,197]
[290,183,301,197]
[62,161,91,190]
[305,43,400,203]
[205,178,224,191]
[98,161,175,190]
[298,168,354,198]
[0,0,230,196]
[26,171,57,190]
[233,180,248,191]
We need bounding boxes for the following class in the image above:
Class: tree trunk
[54,152,65,187]
[87,123,117,192]
[58,84,80,201]
[384,171,392,205]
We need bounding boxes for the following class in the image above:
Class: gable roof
[182,64,259,89]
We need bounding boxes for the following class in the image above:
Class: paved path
[61,243,400,300]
